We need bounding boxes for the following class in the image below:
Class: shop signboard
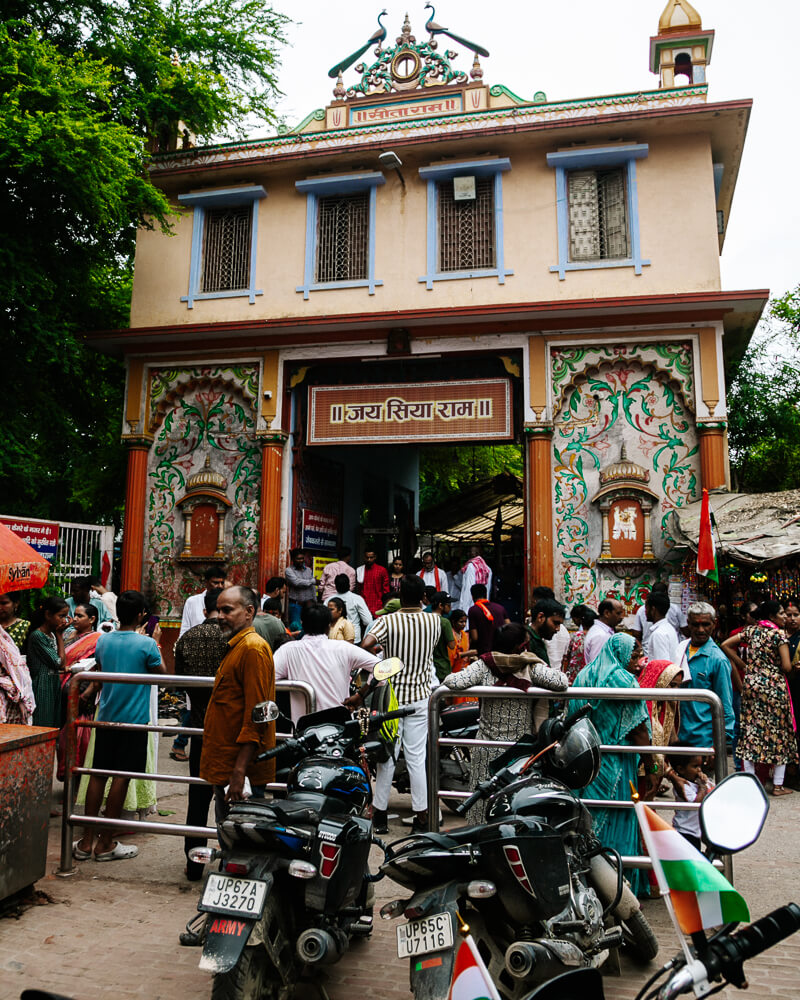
[301,509,339,552]
[308,379,512,446]
[0,516,60,562]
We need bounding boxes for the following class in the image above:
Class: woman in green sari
[569,633,655,897]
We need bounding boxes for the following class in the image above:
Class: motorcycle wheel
[620,909,659,963]
[211,946,278,1000]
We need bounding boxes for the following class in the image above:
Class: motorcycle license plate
[396,912,453,959]
[199,874,267,918]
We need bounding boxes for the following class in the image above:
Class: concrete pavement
[1,739,798,1000]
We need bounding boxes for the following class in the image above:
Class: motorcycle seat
[226,798,320,827]
[393,824,487,851]
[440,704,479,731]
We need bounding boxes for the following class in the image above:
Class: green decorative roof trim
[489,84,527,104]
[150,85,708,170]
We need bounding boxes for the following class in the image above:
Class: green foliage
[727,285,800,493]
[0,3,287,525]
[419,445,524,510]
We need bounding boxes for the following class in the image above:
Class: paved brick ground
[1,740,799,1000]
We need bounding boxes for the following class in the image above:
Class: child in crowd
[666,750,714,851]
[448,609,476,704]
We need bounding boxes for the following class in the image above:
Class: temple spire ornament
[328,9,490,98]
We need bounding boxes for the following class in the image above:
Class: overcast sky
[265,1,796,303]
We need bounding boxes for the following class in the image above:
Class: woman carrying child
[665,749,714,851]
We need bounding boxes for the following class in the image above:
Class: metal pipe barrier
[59,673,315,874]
[427,685,732,880]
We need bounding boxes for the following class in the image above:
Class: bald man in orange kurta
[200,586,275,819]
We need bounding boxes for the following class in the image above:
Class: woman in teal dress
[569,633,654,897]
[25,597,70,727]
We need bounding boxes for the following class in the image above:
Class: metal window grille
[315,192,369,283]
[201,205,252,292]
[437,176,495,272]
[567,168,630,261]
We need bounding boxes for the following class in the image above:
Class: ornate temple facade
[92,1,766,634]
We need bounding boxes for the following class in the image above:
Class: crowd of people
[1,555,798,895]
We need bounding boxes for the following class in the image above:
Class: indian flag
[696,488,719,583]
[448,934,501,1000]
[636,802,749,934]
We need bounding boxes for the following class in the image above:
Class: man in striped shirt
[360,574,441,833]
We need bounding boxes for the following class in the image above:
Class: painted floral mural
[551,343,699,606]
[144,366,261,617]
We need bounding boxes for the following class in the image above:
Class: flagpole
[634,801,695,967]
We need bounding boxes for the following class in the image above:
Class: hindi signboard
[308,379,512,446]
[301,509,339,552]
[349,94,463,127]
[0,516,60,562]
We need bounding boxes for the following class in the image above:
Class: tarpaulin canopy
[669,490,800,566]
[0,521,50,594]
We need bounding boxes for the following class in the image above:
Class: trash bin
[0,724,58,901]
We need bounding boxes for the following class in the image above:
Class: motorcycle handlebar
[368,705,416,726]
[706,904,800,978]
[562,703,592,730]
[660,904,800,998]
[256,739,297,762]
[455,785,485,816]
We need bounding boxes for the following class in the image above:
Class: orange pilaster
[527,430,555,594]
[698,424,727,490]
[257,440,284,591]
[120,443,149,591]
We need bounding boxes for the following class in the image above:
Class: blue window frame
[178,185,266,309]
[546,144,649,280]
[295,171,385,300]
[418,158,513,289]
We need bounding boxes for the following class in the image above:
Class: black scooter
[520,772,800,1000]
[380,706,657,1000]
[188,659,412,999]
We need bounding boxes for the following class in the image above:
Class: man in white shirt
[179,565,227,638]
[273,604,378,721]
[459,546,493,613]
[418,551,447,592]
[583,598,625,664]
[644,592,680,663]
[631,581,688,644]
[532,586,571,670]
[334,574,373,643]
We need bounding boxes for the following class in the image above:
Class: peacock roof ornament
[328,7,490,100]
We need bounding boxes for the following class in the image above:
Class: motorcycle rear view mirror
[700,772,769,853]
[251,700,281,724]
[373,657,404,682]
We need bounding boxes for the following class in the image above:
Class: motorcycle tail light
[379,899,406,920]
[224,861,250,875]
[187,847,217,864]
[288,861,317,879]
[467,880,497,899]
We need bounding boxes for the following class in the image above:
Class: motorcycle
[520,771,800,1000]
[379,705,658,1000]
[187,658,413,999]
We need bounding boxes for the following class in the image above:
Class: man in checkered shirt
[360,574,441,834]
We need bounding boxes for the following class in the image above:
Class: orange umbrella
[0,521,50,594]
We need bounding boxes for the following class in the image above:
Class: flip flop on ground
[72,840,93,860]
[94,842,139,861]
[170,748,189,762]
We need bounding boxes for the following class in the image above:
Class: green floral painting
[143,367,261,616]
[551,344,699,605]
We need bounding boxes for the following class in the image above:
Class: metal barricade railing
[428,685,731,879]
[59,673,315,874]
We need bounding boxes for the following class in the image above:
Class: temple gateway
[91,2,766,644]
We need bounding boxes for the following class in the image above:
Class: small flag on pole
[448,933,501,1000]
[636,802,749,934]
[697,488,719,583]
